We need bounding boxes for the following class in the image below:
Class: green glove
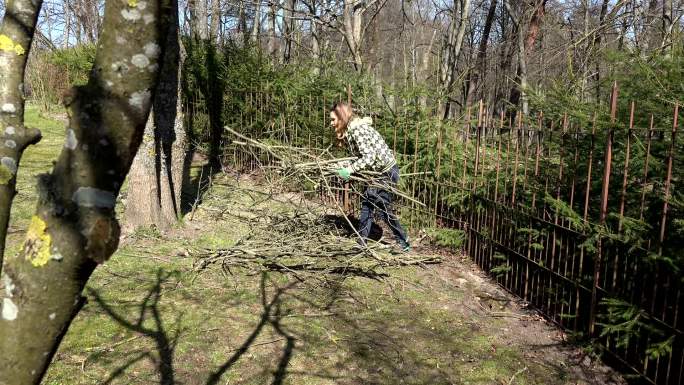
[336,168,351,181]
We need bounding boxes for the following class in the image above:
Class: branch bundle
[191,179,440,279]
[225,126,425,206]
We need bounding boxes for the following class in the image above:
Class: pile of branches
[192,209,441,279]
[186,128,441,279]
[224,126,424,207]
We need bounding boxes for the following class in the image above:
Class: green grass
[7,104,611,385]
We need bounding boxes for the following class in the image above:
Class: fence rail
[207,84,682,385]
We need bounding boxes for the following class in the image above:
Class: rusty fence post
[589,82,618,336]
[659,103,678,255]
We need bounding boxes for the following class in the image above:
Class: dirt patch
[411,255,626,385]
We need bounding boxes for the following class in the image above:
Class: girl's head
[329,102,353,140]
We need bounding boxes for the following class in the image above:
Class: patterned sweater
[344,117,396,173]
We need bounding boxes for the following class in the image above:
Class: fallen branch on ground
[190,193,441,279]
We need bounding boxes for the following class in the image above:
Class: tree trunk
[239,0,249,47]
[343,0,364,71]
[504,0,545,118]
[419,29,437,109]
[440,0,471,120]
[661,0,674,53]
[466,0,498,107]
[310,12,321,75]
[207,42,224,169]
[283,0,296,63]
[0,0,44,270]
[592,0,610,100]
[125,21,186,231]
[210,0,220,42]
[250,0,261,46]
[189,0,208,40]
[0,0,171,382]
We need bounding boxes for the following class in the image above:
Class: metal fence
[214,84,682,385]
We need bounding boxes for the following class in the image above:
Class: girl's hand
[336,168,351,181]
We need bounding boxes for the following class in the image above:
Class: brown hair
[330,101,354,142]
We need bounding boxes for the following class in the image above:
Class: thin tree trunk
[343,0,364,71]
[207,43,224,169]
[268,0,278,60]
[661,0,674,53]
[466,0,498,106]
[441,0,471,120]
[0,0,43,270]
[593,0,610,100]
[239,0,248,46]
[311,15,321,75]
[419,29,437,109]
[0,0,171,382]
[189,0,208,40]
[283,0,296,62]
[250,0,261,45]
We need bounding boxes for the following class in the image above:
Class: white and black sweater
[344,117,397,174]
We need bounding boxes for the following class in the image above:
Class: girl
[329,102,410,252]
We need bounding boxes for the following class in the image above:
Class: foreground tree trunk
[125,3,186,231]
[0,0,43,272]
[0,0,171,382]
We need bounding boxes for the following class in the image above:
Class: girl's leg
[384,165,409,248]
[357,191,375,244]
[378,194,409,248]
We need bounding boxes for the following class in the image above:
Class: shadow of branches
[88,269,182,385]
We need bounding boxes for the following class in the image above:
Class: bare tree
[439,0,472,119]
[466,0,498,106]
[339,0,388,71]
[283,0,297,62]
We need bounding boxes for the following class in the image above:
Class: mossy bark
[0,0,172,383]
[0,0,44,271]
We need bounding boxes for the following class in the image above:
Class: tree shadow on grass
[181,161,215,216]
[88,269,182,385]
[205,272,298,385]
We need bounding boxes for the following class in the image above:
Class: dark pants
[358,165,409,248]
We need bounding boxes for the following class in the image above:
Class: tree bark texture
[0,0,171,382]
[125,0,186,231]
[268,1,278,60]
[207,42,224,170]
[250,0,261,45]
[0,0,44,274]
[343,0,364,71]
[189,0,208,40]
[209,0,220,41]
